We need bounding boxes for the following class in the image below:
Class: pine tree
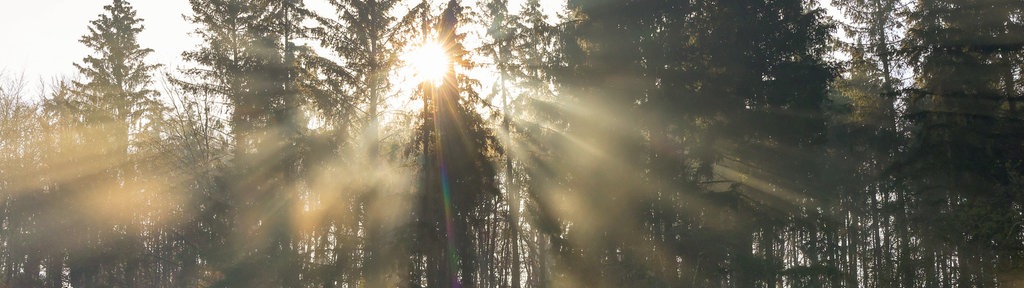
[8,0,1024,286]
[550,0,836,286]
[73,0,161,152]
[410,1,502,286]
[306,1,427,284]
[828,1,909,286]
[897,0,1024,285]
[480,0,560,285]
[65,1,162,286]
[178,0,310,286]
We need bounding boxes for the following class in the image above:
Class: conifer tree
[480,0,559,285]
[179,0,311,286]
[897,0,1024,285]
[74,0,161,151]
[66,1,161,286]
[4,0,1024,286]
[411,1,501,286]
[306,1,426,284]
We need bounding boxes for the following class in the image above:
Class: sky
[0,0,562,94]
[0,0,197,86]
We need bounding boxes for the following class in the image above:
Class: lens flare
[405,41,449,86]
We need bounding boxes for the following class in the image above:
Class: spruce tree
[67,1,161,286]
[74,0,161,149]
[307,1,426,284]
[898,0,1024,285]
[411,1,501,286]
[179,0,310,286]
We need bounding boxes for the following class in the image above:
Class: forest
[0,0,1023,287]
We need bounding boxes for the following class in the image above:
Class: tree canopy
[1,0,1023,287]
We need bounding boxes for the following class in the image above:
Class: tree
[306,1,427,285]
[73,0,162,154]
[6,0,1024,286]
[547,0,836,286]
[829,1,908,286]
[0,72,52,288]
[64,1,162,286]
[409,1,502,286]
[896,0,1024,285]
[479,0,560,285]
[178,0,311,286]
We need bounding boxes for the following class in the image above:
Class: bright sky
[0,0,561,89]
[0,0,197,85]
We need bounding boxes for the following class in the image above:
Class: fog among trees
[1,0,1023,287]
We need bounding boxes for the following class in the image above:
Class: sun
[403,41,449,86]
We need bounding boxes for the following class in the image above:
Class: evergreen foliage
[0,0,1022,287]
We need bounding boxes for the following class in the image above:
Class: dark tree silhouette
[0,0,1023,287]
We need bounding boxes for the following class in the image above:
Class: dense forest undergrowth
[1,0,1023,287]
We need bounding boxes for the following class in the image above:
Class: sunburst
[403,40,449,86]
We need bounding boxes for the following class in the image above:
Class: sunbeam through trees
[1,0,1024,287]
